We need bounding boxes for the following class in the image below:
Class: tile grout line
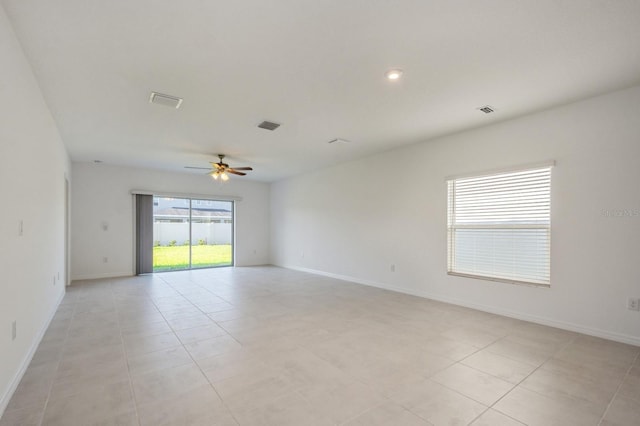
[464,333,577,425]
[597,350,639,426]
[335,397,397,426]
[301,324,499,424]
[120,276,182,423]
[492,334,575,401]
[157,273,242,426]
[107,285,142,424]
[115,281,144,426]
[418,333,512,418]
[36,290,78,426]
[8,268,638,425]
[116,280,174,425]
[161,273,244,348]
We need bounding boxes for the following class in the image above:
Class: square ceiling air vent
[477,105,495,114]
[258,121,281,131]
[149,92,183,109]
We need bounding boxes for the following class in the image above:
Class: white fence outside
[154,222,232,245]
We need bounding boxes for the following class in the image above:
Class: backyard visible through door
[153,197,233,271]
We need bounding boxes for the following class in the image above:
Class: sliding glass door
[190,199,233,269]
[152,197,233,272]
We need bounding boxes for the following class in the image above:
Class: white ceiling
[4,0,640,181]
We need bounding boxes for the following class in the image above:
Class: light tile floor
[1,266,639,425]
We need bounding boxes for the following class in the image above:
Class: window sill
[447,272,550,288]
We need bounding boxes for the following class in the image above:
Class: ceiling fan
[185,154,253,181]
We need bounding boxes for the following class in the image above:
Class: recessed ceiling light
[385,69,403,81]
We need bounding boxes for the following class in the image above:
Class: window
[447,164,552,286]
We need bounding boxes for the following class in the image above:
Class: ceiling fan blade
[229,167,253,171]
[184,166,212,170]
[210,163,223,169]
[226,170,247,176]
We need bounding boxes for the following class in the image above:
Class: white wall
[0,4,70,415]
[71,163,270,279]
[271,85,640,345]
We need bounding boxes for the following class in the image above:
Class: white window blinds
[447,165,552,286]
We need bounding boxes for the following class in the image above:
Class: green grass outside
[153,244,232,271]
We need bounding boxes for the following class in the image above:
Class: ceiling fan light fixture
[190,154,252,181]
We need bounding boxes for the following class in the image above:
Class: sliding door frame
[132,190,242,274]
[188,199,235,270]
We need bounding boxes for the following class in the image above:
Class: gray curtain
[135,194,154,274]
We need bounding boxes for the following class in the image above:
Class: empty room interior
[2,1,640,425]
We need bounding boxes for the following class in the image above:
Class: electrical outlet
[11,321,16,341]
[627,298,640,311]
[390,264,396,272]
[103,257,108,263]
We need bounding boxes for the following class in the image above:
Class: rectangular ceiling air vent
[328,138,350,144]
[258,121,281,131]
[149,92,183,109]
[477,105,495,114]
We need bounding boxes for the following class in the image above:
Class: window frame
[446,162,553,287]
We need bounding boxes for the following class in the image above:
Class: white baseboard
[71,271,133,281]
[282,264,640,347]
[0,289,65,418]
